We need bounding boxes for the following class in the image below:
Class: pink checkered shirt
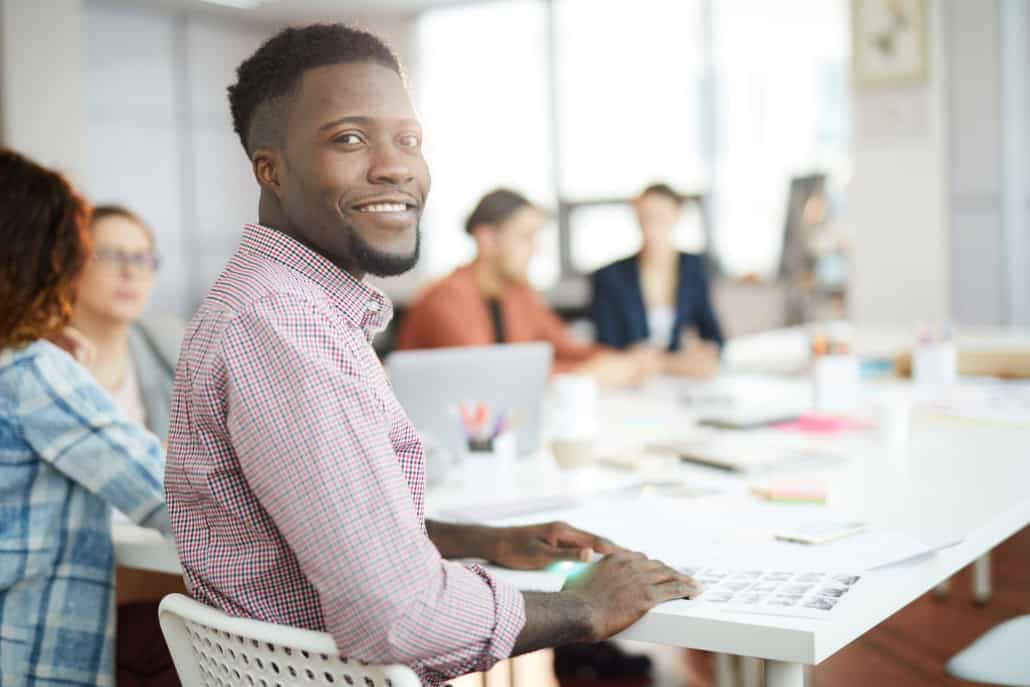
[166,224,526,685]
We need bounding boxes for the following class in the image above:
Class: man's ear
[472,225,497,257]
[253,148,283,198]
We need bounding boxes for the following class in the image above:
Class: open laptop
[386,342,553,459]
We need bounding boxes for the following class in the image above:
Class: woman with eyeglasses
[71,205,182,443]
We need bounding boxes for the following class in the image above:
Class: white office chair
[946,615,1030,686]
[158,593,421,687]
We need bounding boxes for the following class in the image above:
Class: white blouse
[647,305,677,349]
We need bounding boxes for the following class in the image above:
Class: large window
[710,0,851,277]
[415,1,559,289]
[554,0,708,200]
[415,0,850,287]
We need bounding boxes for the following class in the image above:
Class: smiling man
[165,24,697,686]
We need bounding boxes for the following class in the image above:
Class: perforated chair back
[158,593,421,687]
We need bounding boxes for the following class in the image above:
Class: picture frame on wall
[851,0,928,87]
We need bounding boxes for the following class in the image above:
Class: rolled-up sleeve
[221,296,525,681]
[18,346,169,534]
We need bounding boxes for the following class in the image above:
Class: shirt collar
[239,223,393,336]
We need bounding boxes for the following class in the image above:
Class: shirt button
[366,300,381,312]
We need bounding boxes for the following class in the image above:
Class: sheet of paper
[680,566,865,620]
[709,529,942,571]
[480,493,948,572]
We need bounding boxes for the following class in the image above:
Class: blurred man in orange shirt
[397,189,656,387]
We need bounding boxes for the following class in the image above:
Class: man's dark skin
[250,60,700,654]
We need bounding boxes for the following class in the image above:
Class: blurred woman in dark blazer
[591,183,724,378]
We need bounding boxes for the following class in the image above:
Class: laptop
[386,342,553,459]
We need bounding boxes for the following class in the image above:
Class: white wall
[84,1,268,314]
[946,0,1005,326]
[849,0,1030,328]
[849,0,950,327]
[1000,0,1030,326]
[0,0,88,183]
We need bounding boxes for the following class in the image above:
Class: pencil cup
[462,431,516,483]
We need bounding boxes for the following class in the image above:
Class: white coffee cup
[549,374,600,439]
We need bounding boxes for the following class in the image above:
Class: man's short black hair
[228,23,402,156]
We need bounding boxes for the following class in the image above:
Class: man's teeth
[357,203,407,213]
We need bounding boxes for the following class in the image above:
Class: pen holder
[462,431,516,483]
[812,354,860,413]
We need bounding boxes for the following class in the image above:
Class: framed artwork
[851,0,928,87]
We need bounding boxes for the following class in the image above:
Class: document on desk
[681,566,865,620]
[918,380,1030,428]
[649,432,847,474]
[480,494,953,574]
[713,528,953,572]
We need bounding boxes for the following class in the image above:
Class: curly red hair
[0,148,92,350]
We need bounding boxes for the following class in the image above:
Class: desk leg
[973,553,991,604]
[742,656,763,687]
[715,653,738,687]
[765,661,805,687]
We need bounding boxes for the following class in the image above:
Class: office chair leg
[715,653,738,687]
[973,553,991,604]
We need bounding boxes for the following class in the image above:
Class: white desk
[426,376,1030,686]
[114,336,1030,687]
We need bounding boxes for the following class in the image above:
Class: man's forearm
[511,591,597,657]
[425,520,498,560]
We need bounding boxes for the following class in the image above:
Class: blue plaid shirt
[0,340,169,687]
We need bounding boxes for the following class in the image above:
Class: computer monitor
[779,173,828,280]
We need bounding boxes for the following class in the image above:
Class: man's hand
[563,551,701,641]
[512,551,701,655]
[490,521,623,570]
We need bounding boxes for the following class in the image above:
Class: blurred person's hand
[627,344,663,385]
[582,352,643,388]
[51,326,96,369]
[562,551,702,641]
[664,332,720,378]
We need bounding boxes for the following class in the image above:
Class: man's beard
[350,224,421,277]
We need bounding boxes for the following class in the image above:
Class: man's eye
[398,134,420,148]
[335,133,362,145]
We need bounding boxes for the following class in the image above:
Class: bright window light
[415,0,558,289]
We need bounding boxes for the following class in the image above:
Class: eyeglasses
[92,247,161,273]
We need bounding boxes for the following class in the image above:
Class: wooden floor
[559,526,1030,687]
